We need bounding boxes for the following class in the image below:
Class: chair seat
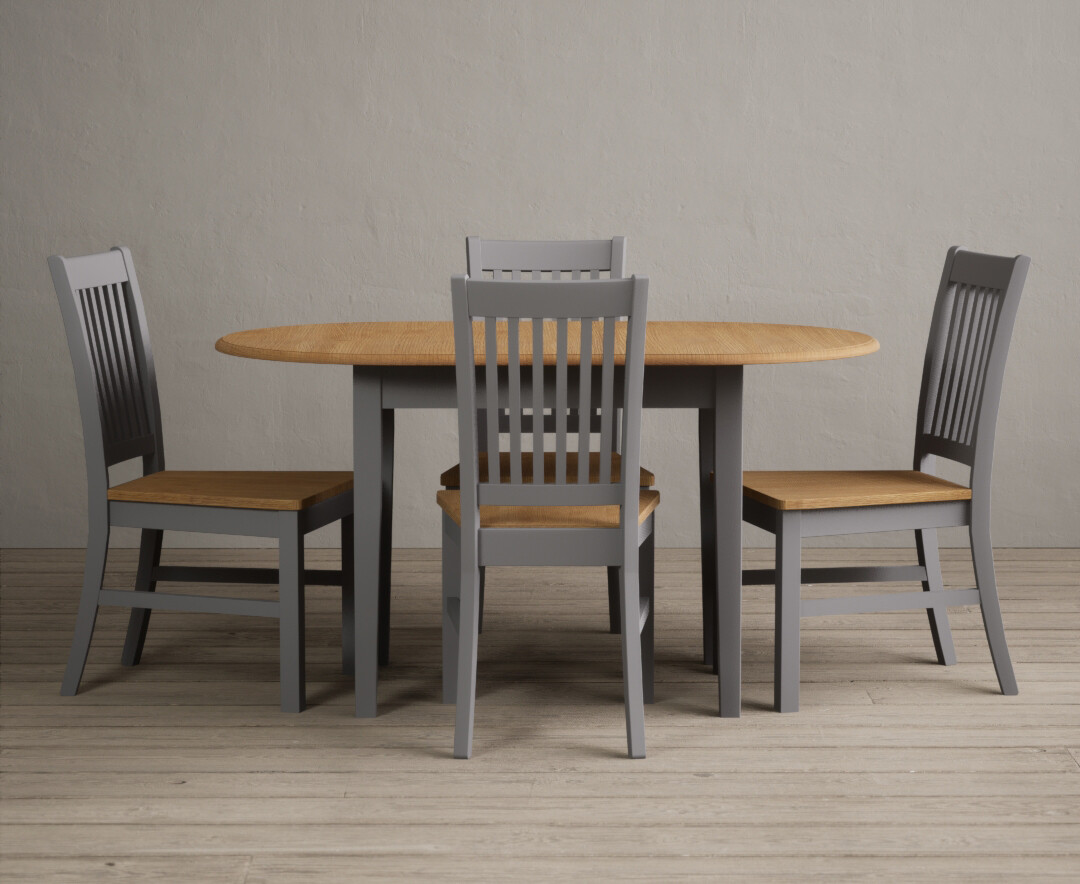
[743,470,972,512]
[440,451,654,488]
[107,471,353,511]
[437,488,660,528]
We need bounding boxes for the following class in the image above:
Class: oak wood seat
[437,489,659,529]
[107,471,354,511]
[440,452,654,488]
[742,470,971,512]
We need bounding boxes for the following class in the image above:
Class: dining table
[215,320,879,719]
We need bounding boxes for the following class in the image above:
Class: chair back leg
[970,517,1018,695]
[121,528,163,666]
[619,551,647,759]
[698,411,718,671]
[441,513,461,705]
[915,528,957,665]
[774,512,802,713]
[278,514,306,713]
[61,521,110,695]
[477,566,486,633]
[453,538,482,759]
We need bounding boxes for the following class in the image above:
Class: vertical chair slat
[931,285,965,439]
[101,283,137,440]
[113,283,150,437]
[944,285,977,443]
[946,284,978,441]
[86,287,123,444]
[532,318,544,484]
[577,318,593,483]
[962,291,1001,446]
[484,317,500,483]
[109,281,142,439]
[555,317,568,483]
[77,289,110,438]
[95,284,126,439]
[949,286,988,444]
[80,288,111,438]
[507,318,523,485]
[598,316,616,483]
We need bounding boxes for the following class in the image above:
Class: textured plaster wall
[2,0,1078,549]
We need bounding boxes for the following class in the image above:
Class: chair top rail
[467,237,624,275]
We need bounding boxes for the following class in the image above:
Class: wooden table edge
[215,329,880,367]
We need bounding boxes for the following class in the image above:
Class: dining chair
[49,247,354,712]
[440,273,656,758]
[440,237,654,635]
[740,247,1029,711]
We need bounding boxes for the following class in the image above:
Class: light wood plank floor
[1,547,1078,881]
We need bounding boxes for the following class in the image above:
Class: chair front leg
[774,512,801,713]
[341,515,355,675]
[970,515,1018,695]
[279,514,306,713]
[606,566,621,634]
[61,520,110,696]
[915,528,957,666]
[121,528,163,666]
[640,531,655,704]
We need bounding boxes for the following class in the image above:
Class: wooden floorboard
[1,547,1078,881]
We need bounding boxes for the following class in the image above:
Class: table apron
[371,365,723,410]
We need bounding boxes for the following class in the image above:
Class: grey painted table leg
[353,368,384,717]
[713,366,743,718]
[698,407,717,670]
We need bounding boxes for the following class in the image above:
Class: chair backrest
[913,247,1030,493]
[466,237,627,444]
[451,275,648,535]
[49,247,164,504]
[466,236,627,280]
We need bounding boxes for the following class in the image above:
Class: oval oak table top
[215,321,879,367]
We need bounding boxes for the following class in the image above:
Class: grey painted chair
[741,247,1029,711]
[440,274,656,758]
[49,247,354,712]
[440,237,654,635]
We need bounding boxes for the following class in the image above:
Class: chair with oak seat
[741,247,1029,711]
[50,247,354,712]
[440,237,655,636]
[440,273,655,758]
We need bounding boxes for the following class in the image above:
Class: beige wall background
[2,0,1078,549]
